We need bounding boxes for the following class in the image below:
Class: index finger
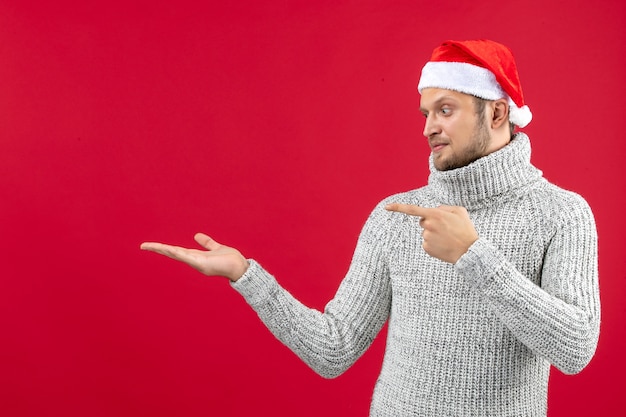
[384,203,432,218]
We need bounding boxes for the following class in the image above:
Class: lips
[430,141,448,152]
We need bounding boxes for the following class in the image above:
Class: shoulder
[377,186,432,207]
[365,186,434,229]
[368,187,433,218]
[359,187,430,231]
[528,180,595,229]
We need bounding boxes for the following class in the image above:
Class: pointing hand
[385,204,478,264]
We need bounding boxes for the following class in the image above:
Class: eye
[441,107,452,115]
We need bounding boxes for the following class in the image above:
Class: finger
[437,205,456,213]
[140,241,191,260]
[194,233,221,251]
[140,242,165,251]
[437,205,466,214]
[385,203,432,218]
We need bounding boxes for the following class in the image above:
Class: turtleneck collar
[427,133,543,209]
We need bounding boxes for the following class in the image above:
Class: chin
[433,157,456,171]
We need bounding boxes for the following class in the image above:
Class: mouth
[430,142,448,153]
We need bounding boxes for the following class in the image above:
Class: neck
[427,133,543,209]
[484,128,512,156]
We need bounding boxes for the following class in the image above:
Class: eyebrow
[419,95,459,113]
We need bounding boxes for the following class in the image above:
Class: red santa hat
[417,39,532,128]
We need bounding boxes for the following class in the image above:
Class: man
[141,40,600,416]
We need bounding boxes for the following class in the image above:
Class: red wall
[1,1,624,416]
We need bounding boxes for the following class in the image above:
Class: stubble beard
[435,117,491,171]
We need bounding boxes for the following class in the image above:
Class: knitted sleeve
[230,204,392,378]
[455,194,600,375]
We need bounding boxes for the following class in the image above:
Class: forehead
[419,88,474,109]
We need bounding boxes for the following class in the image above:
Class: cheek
[447,117,476,140]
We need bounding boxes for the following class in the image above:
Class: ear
[491,99,509,129]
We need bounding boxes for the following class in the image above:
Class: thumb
[194,233,221,251]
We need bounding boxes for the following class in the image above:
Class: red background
[1,1,624,416]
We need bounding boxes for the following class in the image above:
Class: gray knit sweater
[232,133,600,417]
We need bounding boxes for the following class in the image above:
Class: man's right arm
[229,204,393,378]
[141,203,395,378]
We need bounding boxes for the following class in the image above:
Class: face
[419,88,491,171]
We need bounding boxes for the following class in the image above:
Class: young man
[141,40,600,417]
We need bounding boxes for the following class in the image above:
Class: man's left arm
[386,201,601,374]
[455,202,601,374]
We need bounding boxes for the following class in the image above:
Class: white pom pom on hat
[417,39,532,128]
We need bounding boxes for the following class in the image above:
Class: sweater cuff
[230,259,278,308]
[455,238,506,290]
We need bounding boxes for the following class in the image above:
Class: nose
[422,114,440,138]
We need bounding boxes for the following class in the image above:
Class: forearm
[232,259,390,378]
[456,238,600,374]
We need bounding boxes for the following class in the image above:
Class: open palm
[140,233,249,281]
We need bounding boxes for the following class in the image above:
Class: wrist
[229,257,250,282]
